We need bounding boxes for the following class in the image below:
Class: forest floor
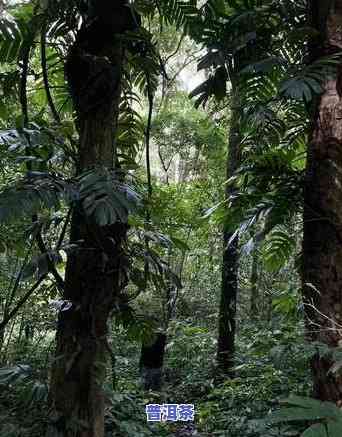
[0,318,311,437]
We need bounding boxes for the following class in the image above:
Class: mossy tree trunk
[303,0,342,403]
[47,2,136,436]
[216,90,241,375]
[250,249,259,318]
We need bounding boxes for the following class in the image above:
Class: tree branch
[41,21,61,124]
[36,231,65,290]
[0,275,47,333]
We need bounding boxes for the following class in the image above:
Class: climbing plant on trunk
[302,0,342,404]
[47,2,139,436]
[216,88,241,374]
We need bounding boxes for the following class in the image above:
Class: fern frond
[0,173,67,223]
[0,15,23,63]
[279,54,342,102]
[157,0,198,31]
[189,67,228,107]
[78,169,140,226]
[262,225,296,271]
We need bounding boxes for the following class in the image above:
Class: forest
[1,0,342,436]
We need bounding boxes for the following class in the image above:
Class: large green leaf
[271,396,341,423]
[327,419,342,436]
[0,175,63,223]
[0,15,23,63]
[279,55,342,102]
[301,424,327,437]
[157,0,198,30]
[0,365,31,385]
[269,396,342,437]
[263,226,296,272]
[78,169,140,226]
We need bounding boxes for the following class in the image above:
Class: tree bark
[303,0,342,404]
[47,3,135,436]
[0,328,4,361]
[216,91,241,375]
[250,249,258,318]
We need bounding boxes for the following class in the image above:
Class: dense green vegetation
[1,1,342,436]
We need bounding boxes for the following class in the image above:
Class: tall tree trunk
[216,91,241,375]
[0,328,4,361]
[302,0,342,403]
[47,3,135,436]
[250,249,258,318]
